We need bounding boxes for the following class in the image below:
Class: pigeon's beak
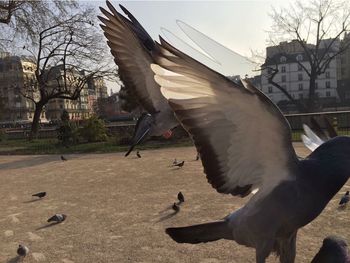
[125,113,154,157]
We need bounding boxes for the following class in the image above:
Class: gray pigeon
[177,192,185,204]
[61,155,67,161]
[17,244,29,257]
[173,161,184,168]
[98,2,178,157]
[32,192,46,199]
[339,191,350,206]
[151,37,350,263]
[311,236,350,263]
[47,214,66,223]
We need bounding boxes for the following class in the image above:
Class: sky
[85,0,296,92]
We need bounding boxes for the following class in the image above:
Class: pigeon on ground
[151,37,350,263]
[172,203,180,213]
[32,192,46,199]
[136,150,141,158]
[339,191,350,206]
[17,244,29,257]
[173,161,184,168]
[61,155,67,161]
[177,192,185,204]
[311,236,350,263]
[98,2,178,157]
[47,214,66,223]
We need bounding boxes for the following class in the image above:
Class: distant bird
[173,161,184,168]
[61,155,67,161]
[98,2,178,157]
[172,203,180,213]
[311,236,350,263]
[339,191,350,206]
[17,244,29,257]
[151,36,350,262]
[177,192,185,204]
[32,192,46,199]
[47,214,66,223]
[136,150,141,158]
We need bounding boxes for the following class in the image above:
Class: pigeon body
[47,213,66,223]
[177,192,185,204]
[339,191,350,206]
[32,192,46,199]
[173,161,184,168]
[17,244,29,257]
[61,155,67,161]
[172,203,180,213]
[311,236,350,263]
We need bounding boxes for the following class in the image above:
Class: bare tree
[19,9,116,138]
[0,0,77,49]
[267,0,350,112]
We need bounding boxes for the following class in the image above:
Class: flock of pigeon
[15,156,68,260]
[98,1,350,262]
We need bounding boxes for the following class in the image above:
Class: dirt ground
[0,143,349,263]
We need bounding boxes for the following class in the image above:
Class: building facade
[261,39,340,112]
[0,52,47,123]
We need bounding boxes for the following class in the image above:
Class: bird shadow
[7,256,21,263]
[155,211,179,223]
[35,222,61,231]
[23,199,42,204]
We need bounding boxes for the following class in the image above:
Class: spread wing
[301,124,325,152]
[98,1,170,114]
[151,37,299,197]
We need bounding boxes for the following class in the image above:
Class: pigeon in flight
[172,203,180,213]
[177,192,185,204]
[339,191,350,207]
[151,37,350,263]
[32,192,46,199]
[311,236,350,263]
[136,150,141,158]
[98,2,178,157]
[17,244,29,257]
[173,161,184,168]
[61,155,67,161]
[47,214,66,223]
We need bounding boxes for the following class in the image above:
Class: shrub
[79,115,108,142]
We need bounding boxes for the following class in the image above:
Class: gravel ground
[0,143,349,263]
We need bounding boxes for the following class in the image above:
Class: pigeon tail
[166,220,231,244]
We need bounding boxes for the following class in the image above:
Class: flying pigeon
[151,37,350,263]
[47,214,66,223]
[32,192,46,199]
[311,236,350,263]
[177,192,185,204]
[339,191,350,206]
[136,150,141,158]
[98,2,178,157]
[17,244,29,257]
[61,155,67,161]
[172,203,180,213]
[173,161,184,168]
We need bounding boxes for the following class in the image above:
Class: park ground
[0,143,349,262]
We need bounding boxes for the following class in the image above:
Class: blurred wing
[151,38,298,197]
[302,124,325,152]
[98,2,168,114]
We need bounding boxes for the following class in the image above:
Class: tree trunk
[29,102,44,140]
[307,72,318,112]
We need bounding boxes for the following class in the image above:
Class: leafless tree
[267,0,350,112]
[19,8,116,138]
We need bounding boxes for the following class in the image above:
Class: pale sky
[85,0,296,92]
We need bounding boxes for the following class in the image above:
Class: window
[325,72,330,78]
[299,93,303,99]
[280,56,287,63]
[282,85,287,90]
[298,74,303,81]
[281,66,286,73]
[326,81,331,88]
[268,86,273,93]
[298,83,303,91]
[297,64,303,71]
[281,75,286,82]
[296,54,303,61]
[326,91,331,97]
